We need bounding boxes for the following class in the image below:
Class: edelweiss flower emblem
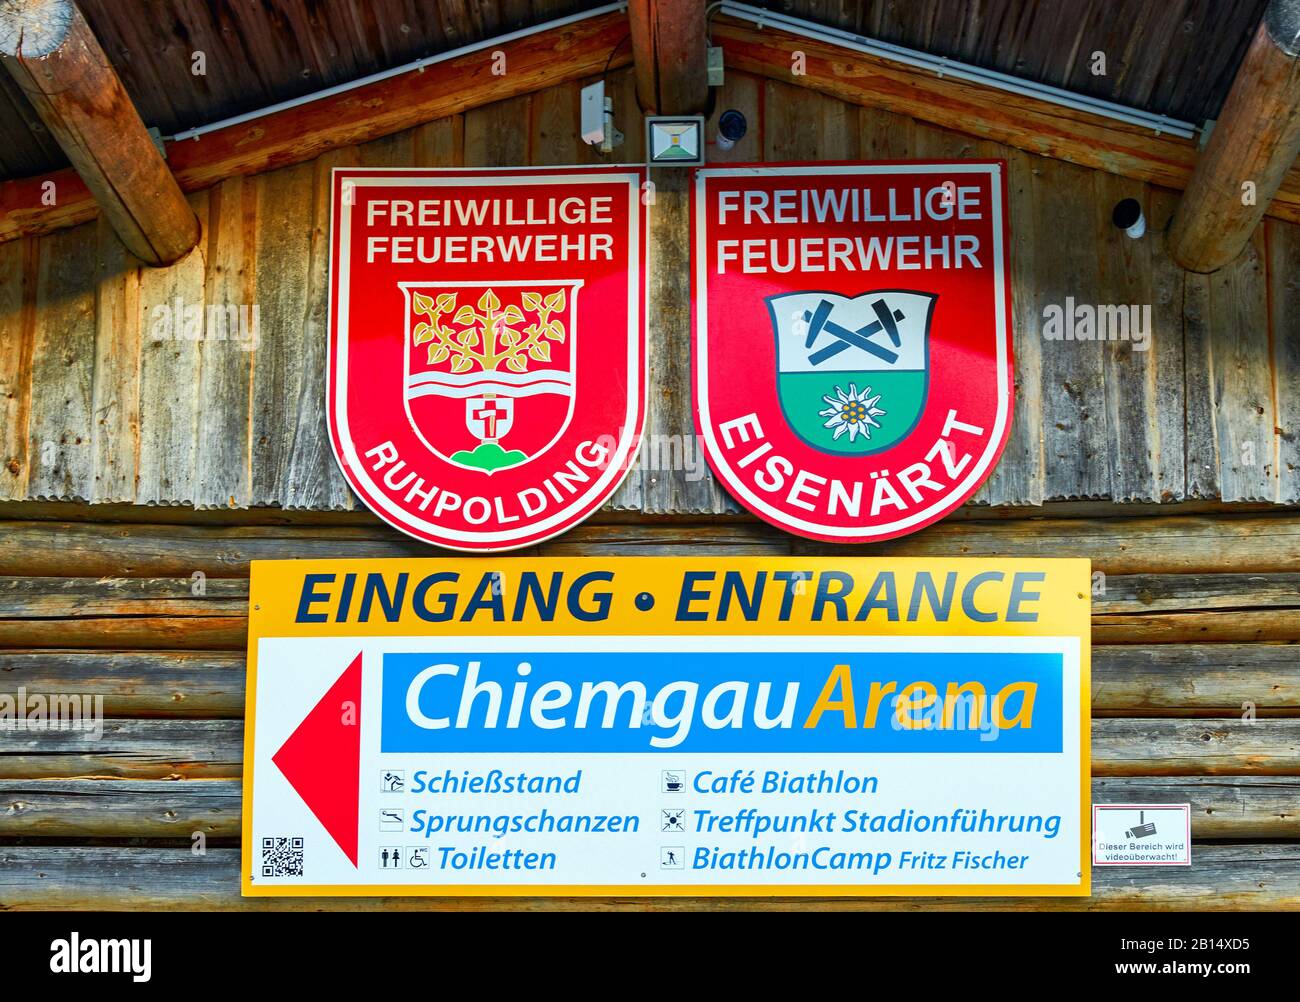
[820,384,886,442]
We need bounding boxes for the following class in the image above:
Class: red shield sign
[329,167,646,550]
[692,163,1013,543]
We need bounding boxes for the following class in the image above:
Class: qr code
[261,836,304,877]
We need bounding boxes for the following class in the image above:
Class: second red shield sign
[692,163,1015,543]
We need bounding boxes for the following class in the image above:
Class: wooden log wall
[0,68,1298,513]
[0,508,1296,909]
[0,68,1297,910]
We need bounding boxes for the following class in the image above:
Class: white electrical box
[707,45,724,86]
[580,80,606,146]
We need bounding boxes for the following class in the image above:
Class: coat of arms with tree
[412,288,568,371]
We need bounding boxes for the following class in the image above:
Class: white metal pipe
[714,1,1200,140]
[167,2,628,144]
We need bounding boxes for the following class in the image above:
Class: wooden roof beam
[0,0,199,266]
[0,9,630,246]
[1169,1,1300,273]
[628,0,708,115]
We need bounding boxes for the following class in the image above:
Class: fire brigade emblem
[328,167,646,551]
[693,162,1014,544]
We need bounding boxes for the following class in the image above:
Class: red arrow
[272,652,362,867]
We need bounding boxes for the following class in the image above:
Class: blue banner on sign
[379,651,1063,754]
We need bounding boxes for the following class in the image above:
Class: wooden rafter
[1169,1,1300,273]
[628,0,708,115]
[0,0,199,265]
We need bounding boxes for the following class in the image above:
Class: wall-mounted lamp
[646,116,705,166]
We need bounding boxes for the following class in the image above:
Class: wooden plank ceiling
[0,0,602,181]
[0,0,1269,183]
[746,0,1267,124]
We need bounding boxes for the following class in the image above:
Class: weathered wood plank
[25,225,96,502]
[1033,158,1110,499]
[530,80,582,166]
[0,651,245,718]
[270,130,417,513]
[90,217,142,503]
[135,191,208,506]
[1092,573,1300,613]
[1091,645,1300,714]
[0,779,240,838]
[640,167,731,514]
[1092,610,1300,645]
[0,520,428,576]
[980,147,1044,506]
[0,844,1293,910]
[784,513,1300,572]
[1092,776,1300,838]
[0,237,34,501]
[5,776,1294,841]
[1180,265,1218,498]
[859,104,916,161]
[1203,226,1277,501]
[0,576,248,616]
[603,66,646,166]
[410,116,464,168]
[3,719,1292,780]
[0,616,246,650]
[1093,172,1161,501]
[764,78,859,161]
[250,162,315,508]
[194,176,255,509]
[1269,217,1300,503]
[1,513,1298,577]
[1092,719,1300,776]
[1146,188,1189,502]
[0,719,242,779]
[465,94,532,166]
[280,147,356,511]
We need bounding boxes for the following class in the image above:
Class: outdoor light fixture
[1111,197,1146,239]
[646,116,706,166]
[716,109,748,151]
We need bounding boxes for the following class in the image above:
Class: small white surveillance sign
[1093,804,1191,866]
